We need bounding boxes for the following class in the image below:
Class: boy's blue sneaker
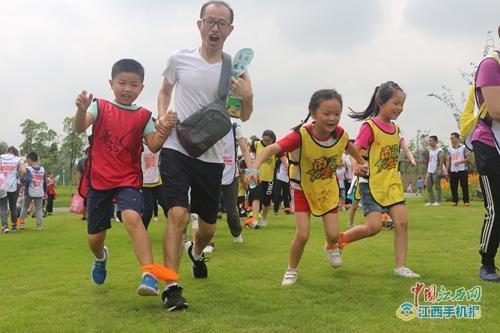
[137,272,159,296]
[479,265,500,282]
[91,246,108,285]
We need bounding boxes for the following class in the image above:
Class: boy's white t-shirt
[221,124,244,185]
[141,145,161,185]
[276,159,289,183]
[162,48,225,163]
[336,167,345,188]
[342,153,353,181]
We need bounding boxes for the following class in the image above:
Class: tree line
[0,117,86,185]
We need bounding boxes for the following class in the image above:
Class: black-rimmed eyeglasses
[201,18,231,30]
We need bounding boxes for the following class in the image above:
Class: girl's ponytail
[349,81,404,121]
[292,113,310,132]
[349,86,380,121]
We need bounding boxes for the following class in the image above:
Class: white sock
[191,246,203,261]
[95,248,107,261]
[165,282,178,291]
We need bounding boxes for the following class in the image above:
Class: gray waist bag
[177,52,232,158]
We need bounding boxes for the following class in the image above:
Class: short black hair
[429,135,438,142]
[111,59,145,82]
[27,151,38,162]
[262,129,276,143]
[200,1,234,24]
[450,132,460,139]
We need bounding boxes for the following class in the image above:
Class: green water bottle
[227,89,243,118]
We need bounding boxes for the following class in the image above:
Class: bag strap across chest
[216,52,232,101]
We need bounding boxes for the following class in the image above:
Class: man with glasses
[446,132,470,207]
[157,1,254,311]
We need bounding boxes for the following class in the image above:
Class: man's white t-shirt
[0,153,22,192]
[448,145,467,173]
[162,48,225,163]
[427,147,442,173]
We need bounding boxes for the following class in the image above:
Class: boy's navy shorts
[86,187,143,234]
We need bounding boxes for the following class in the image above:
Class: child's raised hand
[156,110,177,138]
[75,90,93,112]
[156,114,170,137]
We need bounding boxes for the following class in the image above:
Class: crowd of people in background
[1,1,498,316]
[0,147,55,233]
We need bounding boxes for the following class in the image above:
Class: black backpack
[177,52,232,158]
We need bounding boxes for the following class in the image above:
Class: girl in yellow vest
[245,130,282,228]
[246,89,367,286]
[343,81,420,278]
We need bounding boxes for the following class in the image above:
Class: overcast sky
[1,0,499,151]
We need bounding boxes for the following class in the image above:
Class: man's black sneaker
[161,285,188,311]
[185,241,208,278]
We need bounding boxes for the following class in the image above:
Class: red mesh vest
[88,99,151,190]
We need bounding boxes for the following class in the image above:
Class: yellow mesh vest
[238,175,245,197]
[299,127,348,216]
[288,146,300,185]
[256,141,276,182]
[366,120,404,206]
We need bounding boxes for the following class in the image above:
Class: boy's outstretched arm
[144,111,177,153]
[346,142,368,176]
[74,90,95,133]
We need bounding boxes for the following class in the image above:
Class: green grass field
[52,186,75,208]
[0,199,498,332]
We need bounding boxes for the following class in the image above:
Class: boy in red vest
[74,59,178,297]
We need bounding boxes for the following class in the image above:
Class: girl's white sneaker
[281,268,298,286]
[394,266,421,278]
